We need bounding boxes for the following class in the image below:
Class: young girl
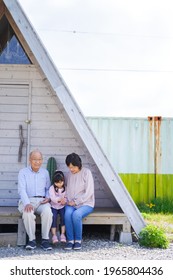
[49,171,67,244]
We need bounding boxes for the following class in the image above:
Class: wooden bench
[0,206,132,246]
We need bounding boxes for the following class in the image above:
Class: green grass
[136,198,173,243]
[141,213,173,243]
[137,197,173,214]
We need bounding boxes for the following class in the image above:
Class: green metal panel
[156,174,173,199]
[119,173,155,204]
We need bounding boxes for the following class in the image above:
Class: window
[0,15,31,64]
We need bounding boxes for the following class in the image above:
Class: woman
[64,153,95,250]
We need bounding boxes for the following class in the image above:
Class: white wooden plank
[0,155,26,163]
[0,104,27,113]
[0,65,38,79]
[0,96,28,104]
[0,84,29,94]
[0,163,23,172]
[0,147,20,154]
[32,104,60,113]
[0,182,18,189]
[31,112,65,122]
[32,87,53,96]
[0,172,18,181]
[32,96,56,105]
[0,189,19,198]
[30,138,78,146]
[31,121,69,130]
[0,122,27,130]
[0,129,27,138]
[0,113,27,121]
[0,138,26,146]
[31,129,73,138]
[0,199,18,206]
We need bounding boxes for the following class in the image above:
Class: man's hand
[40,198,50,204]
[24,204,34,212]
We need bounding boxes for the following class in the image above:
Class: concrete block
[119,232,132,244]
[0,232,17,247]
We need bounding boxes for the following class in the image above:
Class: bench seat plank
[0,206,132,245]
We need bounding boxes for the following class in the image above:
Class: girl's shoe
[52,235,58,244]
[60,233,66,243]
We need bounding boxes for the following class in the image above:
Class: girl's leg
[50,208,58,243]
[61,225,65,234]
[59,208,66,242]
[60,225,66,242]
[59,207,65,229]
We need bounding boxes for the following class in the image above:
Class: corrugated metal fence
[87,117,173,204]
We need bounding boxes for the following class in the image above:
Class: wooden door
[0,83,30,206]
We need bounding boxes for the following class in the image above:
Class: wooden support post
[110,225,116,241]
[17,218,26,246]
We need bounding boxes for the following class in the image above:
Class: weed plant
[137,197,172,248]
[137,197,173,214]
[139,224,169,249]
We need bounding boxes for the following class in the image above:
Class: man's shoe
[64,242,73,250]
[41,239,52,251]
[26,240,36,250]
[73,242,82,250]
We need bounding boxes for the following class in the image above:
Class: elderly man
[18,150,53,250]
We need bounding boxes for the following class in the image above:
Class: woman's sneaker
[73,242,82,250]
[64,242,73,250]
[25,240,36,250]
[60,233,66,243]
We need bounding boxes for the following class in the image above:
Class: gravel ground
[0,229,173,260]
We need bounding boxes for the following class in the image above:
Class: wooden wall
[0,65,118,208]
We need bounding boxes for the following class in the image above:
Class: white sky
[18,0,173,118]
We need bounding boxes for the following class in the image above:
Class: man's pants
[18,198,53,241]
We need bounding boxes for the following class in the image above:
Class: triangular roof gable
[2,0,145,235]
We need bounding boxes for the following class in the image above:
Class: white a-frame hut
[0,0,145,243]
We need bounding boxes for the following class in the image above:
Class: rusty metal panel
[87,117,155,174]
[155,118,173,199]
[158,118,173,174]
[87,117,173,202]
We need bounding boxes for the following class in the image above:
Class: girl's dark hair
[65,153,82,169]
[53,170,65,192]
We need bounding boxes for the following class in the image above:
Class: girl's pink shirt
[49,185,66,210]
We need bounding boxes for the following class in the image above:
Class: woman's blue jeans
[65,205,94,242]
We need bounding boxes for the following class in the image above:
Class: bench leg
[119,219,132,244]
[110,225,116,241]
[119,232,132,244]
[17,218,26,246]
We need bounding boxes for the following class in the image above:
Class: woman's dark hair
[53,170,65,192]
[65,153,82,169]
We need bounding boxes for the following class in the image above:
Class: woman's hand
[68,200,76,206]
